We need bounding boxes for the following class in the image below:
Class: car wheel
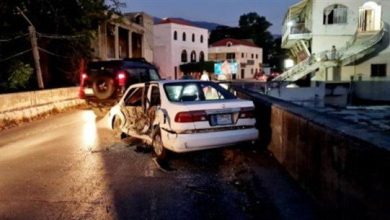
[152,128,168,161]
[92,76,115,100]
[112,117,123,138]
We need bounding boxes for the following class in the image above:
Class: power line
[38,47,73,59]
[0,33,29,43]
[0,49,32,62]
[37,33,85,40]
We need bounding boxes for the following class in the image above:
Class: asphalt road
[0,109,318,220]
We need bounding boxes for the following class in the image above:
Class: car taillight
[239,107,255,119]
[117,71,126,86]
[175,110,207,123]
[80,73,88,85]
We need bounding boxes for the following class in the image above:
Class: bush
[7,61,33,90]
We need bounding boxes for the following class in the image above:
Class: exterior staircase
[273,25,385,82]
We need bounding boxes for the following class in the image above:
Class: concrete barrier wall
[236,88,390,219]
[0,87,85,128]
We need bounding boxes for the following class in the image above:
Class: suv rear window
[126,68,160,84]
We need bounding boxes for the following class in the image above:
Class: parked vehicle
[79,58,161,107]
[108,80,258,160]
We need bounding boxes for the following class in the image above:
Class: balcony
[282,22,312,48]
[281,0,311,48]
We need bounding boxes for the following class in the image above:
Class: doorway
[359,2,382,32]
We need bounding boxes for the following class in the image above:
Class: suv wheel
[92,76,115,100]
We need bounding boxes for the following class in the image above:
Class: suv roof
[87,58,156,70]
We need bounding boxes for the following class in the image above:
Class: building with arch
[277,0,390,102]
[153,18,209,79]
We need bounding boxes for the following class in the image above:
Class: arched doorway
[358,1,382,32]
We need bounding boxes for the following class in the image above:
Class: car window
[200,83,224,100]
[149,69,160,81]
[124,87,143,106]
[126,68,151,84]
[164,82,236,102]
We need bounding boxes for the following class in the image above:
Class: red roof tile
[158,18,194,27]
[210,38,259,48]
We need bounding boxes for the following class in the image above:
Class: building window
[371,64,387,77]
[192,33,195,42]
[241,53,244,58]
[323,4,348,25]
[251,54,254,59]
[182,32,186,41]
[256,54,258,59]
[226,53,235,60]
[173,31,177,40]
[190,51,196,62]
[199,51,205,62]
[181,50,188,63]
[200,35,203,43]
[226,41,233,47]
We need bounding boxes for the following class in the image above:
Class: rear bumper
[161,128,258,153]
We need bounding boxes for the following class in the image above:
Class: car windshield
[164,81,236,102]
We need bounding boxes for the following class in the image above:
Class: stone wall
[236,87,390,219]
[0,87,85,129]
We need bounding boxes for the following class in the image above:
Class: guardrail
[0,87,85,130]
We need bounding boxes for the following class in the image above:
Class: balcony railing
[282,22,311,46]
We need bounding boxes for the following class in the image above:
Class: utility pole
[17,7,44,89]
[28,26,44,89]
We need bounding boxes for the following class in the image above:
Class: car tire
[92,76,115,100]
[112,116,123,139]
[152,128,168,161]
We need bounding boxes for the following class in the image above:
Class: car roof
[131,80,219,88]
[158,80,216,85]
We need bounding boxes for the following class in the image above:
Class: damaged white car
[108,80,258,160]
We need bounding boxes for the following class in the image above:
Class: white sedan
[108,80,258,160]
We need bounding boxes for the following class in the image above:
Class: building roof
[157,18,194,27]
[210,38,259,48]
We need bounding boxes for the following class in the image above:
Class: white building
[153,18,209,79]
[275,0,390,102]
[208,38,263,79]
[92,12,154,62]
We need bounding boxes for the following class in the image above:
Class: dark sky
[123,0,301,34]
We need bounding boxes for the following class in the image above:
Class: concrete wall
[0,87,85,129]
[353,81,390,101]
[267,82,325,107]
[236,87,390,219]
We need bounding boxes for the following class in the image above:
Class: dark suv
[79,58,161,105]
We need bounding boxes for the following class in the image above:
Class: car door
[122,84,150,134]
[145,84,161,132]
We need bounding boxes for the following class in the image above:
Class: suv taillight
[175,111,207,123]
[117,70,126,86]
[239,107,255,119]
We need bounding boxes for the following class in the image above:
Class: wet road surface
[0,109,318,219]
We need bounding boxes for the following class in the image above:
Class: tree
[0,0,123,92]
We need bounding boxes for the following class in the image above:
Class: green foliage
[0,0,124,91]
[7,61,33,89]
